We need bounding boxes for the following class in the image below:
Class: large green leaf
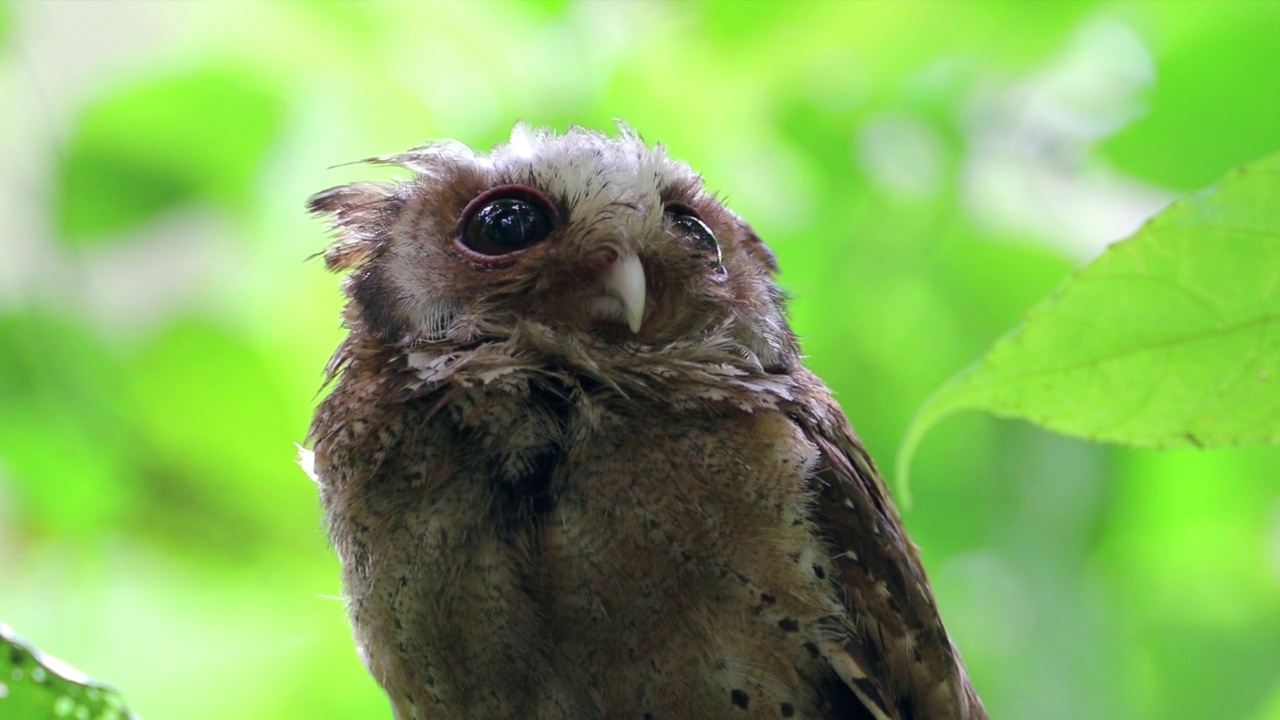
[898,153,1280,497]
[0,623,136,720]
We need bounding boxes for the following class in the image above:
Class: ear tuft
[307,182,403,272]
[739,224,780,274]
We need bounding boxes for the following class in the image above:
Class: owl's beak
[600,251,646,333]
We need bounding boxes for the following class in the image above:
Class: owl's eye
[665,203,723,271]
[458,186,558,258]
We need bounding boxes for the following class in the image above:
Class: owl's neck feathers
[328,313,801,422]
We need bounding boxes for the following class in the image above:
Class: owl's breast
[316,372,572,719]
[323,370,847,719]
[537,400,846,718]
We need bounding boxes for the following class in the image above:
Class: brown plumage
[303,123,986,720]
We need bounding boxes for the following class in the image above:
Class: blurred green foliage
[0,2,1276,719]
[57,65,286,243]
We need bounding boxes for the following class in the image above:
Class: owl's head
[309,123,795,372]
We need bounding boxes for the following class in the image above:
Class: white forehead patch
[394,122,706,223]
[504,122,689,204]
[506,123,539,161]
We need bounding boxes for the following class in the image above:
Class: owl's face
[311,124,794,369]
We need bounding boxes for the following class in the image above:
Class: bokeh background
[1,1,1277,718]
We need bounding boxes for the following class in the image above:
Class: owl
[303,123,986,720]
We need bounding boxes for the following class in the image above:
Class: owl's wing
[792,376,985,720]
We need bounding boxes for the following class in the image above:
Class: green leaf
[56,64,285,245]
[898,153,1280,499]
[0,622,137,720]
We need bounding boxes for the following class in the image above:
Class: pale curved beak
[599,251,646,333]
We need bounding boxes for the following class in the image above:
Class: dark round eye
[458,186,557,258]
[666,203,722,270]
